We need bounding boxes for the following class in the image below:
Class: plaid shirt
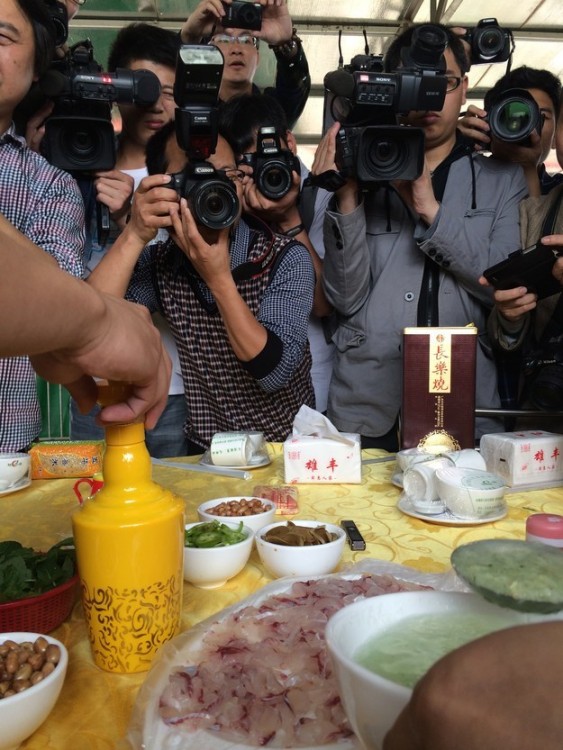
[127,217,315,446]
[0,127,85,451]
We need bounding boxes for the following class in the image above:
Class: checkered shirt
[0,127,85,451]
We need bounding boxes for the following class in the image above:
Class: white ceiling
[77,0,563,143]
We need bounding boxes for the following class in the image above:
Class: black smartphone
[483,242,563,300]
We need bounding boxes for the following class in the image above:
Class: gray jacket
[322,153,528,439]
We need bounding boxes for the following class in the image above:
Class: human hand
[251,0,292,46]
[311,122,358,212]
[180,0,225,42]
[478,275,537,321]
[30,294,172,430]
[490,129,543,169]
[543,235,563,284]
[383,621,563,750]
[95,169,135,226]
[25,101,54,154]
[241,168,301,225]
[126,174,178,246]
[457,103,490,151]
[169,197,232,287]
[394,163,440,225]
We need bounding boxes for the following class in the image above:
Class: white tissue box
[283,434,362,484]
[480,430,563,487]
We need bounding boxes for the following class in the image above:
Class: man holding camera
[0,0,84,452]
[180,0,310,129]
[86,120,315,452]
[311,23,528,451]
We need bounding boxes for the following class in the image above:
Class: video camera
[462,18,514,66]
[43,0,68,47]
[323,24,448,184]
[171,45,240,230]
[41,40,161,173]
[240,127,300,201]
[221,1,262,31]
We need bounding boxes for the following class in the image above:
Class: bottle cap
[526,513,563,540]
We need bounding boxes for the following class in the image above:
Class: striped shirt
[0,127,85,451]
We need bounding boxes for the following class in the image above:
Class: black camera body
[172,45,240,230]
[43,0,68,47]
[487,88,543,146]
[323,24,448,184]
[523,335,563,411]
[221,1,262,31]
[463,18,513,66]
[41,41,160,172]
[240,127,300,200]
[169,163,240,231]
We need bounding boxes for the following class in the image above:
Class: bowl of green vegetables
[183,521,254,589]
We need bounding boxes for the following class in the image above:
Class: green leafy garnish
[0,538,76,603]
[184,521,247,548]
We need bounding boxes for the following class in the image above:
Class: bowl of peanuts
[0,633,68,750]
[197,496,277,535]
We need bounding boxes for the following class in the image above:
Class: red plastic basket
[0,574,80,633]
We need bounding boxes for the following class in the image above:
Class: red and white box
[480,430,563,487]
[284,434,362,484]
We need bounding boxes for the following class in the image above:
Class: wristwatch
[269,29,301,59]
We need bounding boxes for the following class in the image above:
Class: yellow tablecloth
[2,444,562,749]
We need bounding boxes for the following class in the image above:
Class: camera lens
[257,161,292,200]
[476,28,504,60]
[364,132,408,179]
[190,180,240,230]
[405,24,447,68]
[528,366,563,411]
[489,89,542,143]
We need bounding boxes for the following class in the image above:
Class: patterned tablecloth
[2,443,562,749]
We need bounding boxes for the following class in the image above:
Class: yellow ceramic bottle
[72,384,185,673]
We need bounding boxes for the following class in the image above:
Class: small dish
[397,493,507,526]
[0,475,31,497]
[198,497,277,535]
[200,452,271,471]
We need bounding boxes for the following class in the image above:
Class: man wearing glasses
[311,24,529,451]
[181,0,310,129]
[86,122,316,452]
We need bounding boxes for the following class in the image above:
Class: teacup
[0,453,30,490]
[210,432,253,466]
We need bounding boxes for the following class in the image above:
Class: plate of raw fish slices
[127,560,461,750]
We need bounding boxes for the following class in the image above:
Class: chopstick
[151,457,251,480]
[361,456,396,465]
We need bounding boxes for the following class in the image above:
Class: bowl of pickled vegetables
[183,521,254,589]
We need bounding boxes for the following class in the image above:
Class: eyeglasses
[73,0,87,5]
[219,168,245,184]
[446,76,463,93]
[211,33,258,47]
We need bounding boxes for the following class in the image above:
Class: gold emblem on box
[417,429,460,454]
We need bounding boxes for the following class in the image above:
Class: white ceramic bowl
[197,497,277,535]
[255,520,346,579]
[183,521,254,589]
[395,448,433,473]
[0,632,68,750]
[326,590,560,750]
[436,467,506,519]
[0,453,30,491]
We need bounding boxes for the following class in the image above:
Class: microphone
[323,69,356,99]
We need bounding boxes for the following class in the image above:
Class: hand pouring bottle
[72,383,185,673]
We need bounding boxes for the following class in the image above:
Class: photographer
[311,23,528,451]
[86,121,315,452]
[0,0,84,453]
[218,92,334,412]
[181,0,310,128]
[457,66,561,196]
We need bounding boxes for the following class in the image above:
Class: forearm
[87,223,146,297]
[210,275,268,361]
[1,214,108,357]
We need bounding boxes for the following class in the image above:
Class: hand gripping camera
[240,127,300,201]
[221,1,262,31]
[323,24,448,185]
[171,45,240,230]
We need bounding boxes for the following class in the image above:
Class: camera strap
[534,189,563,345]
[417,137,474,327]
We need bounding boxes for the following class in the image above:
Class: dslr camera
[523,335,563,411]
[41,40,161,172]
[240,127,300,200]
[462,18,514,66]
[323,24,449,184]
[43,0,68,47]
[487,88,543,146]
[221,1,262,31]
[172,45,240,230]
